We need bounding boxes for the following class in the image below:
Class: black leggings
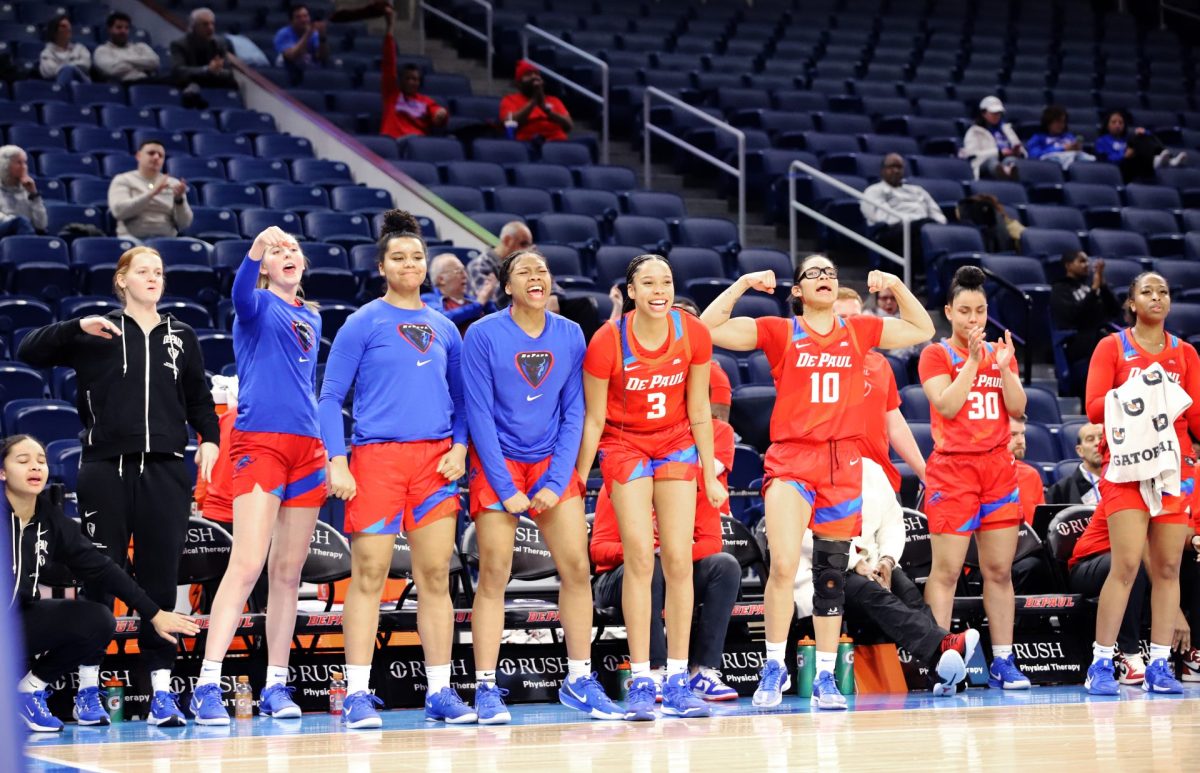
[78,454,190,672]
[23,599,115,684]
[1069,552,1149,654]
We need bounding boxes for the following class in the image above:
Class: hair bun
[380,209,421,237]
[953,265,986,289]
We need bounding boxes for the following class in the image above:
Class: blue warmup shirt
[231,255,321,438]
[1026,131,1082,159]
[462,309,585,501]
[1095,134,1127,163]
[317,299,466,459]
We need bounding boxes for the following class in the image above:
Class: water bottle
[796,637,816,698]
[329,670,347,715]
[103,677,124,723]
[234,675,253,719]
[504,112,518,139]
[834,635,855,696]
[617,660,632,701]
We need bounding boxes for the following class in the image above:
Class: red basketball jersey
[859,350,902,491]
[584,309,712,434]
[755,314,883,443]
[918,339,1017,454]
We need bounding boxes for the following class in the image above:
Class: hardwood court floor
[26,685,1200,772]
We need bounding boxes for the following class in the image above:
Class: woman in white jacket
[962,96,1024,180]
[39,14,91,86]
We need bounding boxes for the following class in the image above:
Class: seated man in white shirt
[860,154,947,276]
[94,12,161,83]
[1047,422,1104,505]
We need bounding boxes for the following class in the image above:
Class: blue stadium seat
[400,136,465,163]
[668,247,725,285]
[510,163,575,190]
[100,105,158,131]
[0,298,54,337]
[392,160,439,185]
[1024,386,1063,425]
[158,300,213,330]
[1062,183,1122,228]
[70,83,126,107]
[1066,163,1124,187]
[557,188,619,222]
[128,84,181,107]
[130,130,189,155]
[1093,258,1144,300]
[860,133,921,156]
[4,400,80,444]
[353,135,399,160]
[1123,184,1182,211]
[331,186,393,215]
[745,351,773,385]
[1153,260,1200,302]
[909,156,973,182]
[1023,205,1087,232]
[814,112,873,135]
[472,139,531,166]
[255,134,315,159]
[430,186,486,213]
[0,363,46,402]
[144,237,212,267]
[491,187,555,217]
[158,107,218,133]
[212,240,256,274]
[12,78,70,103]
[70,237,137,267]
[1188,234,1200,262]
[624,191,687,219]
[535,214,602,252]
[319,304,358,340]
[906,177,966,209]
[190,133,254,159]
[730,295,782,318]
[801,131,860,156]
[44,204,106,234]
[1013,158,1066,188]
[166,157,227,183]
[539,142,593,167]
[969,179,1028,210]
[674,217,740,258]
[423,72,472,96]
[737,248,791,278]
[1024,422,1060,464]
[300,243,357,301]
[195,332,236,373]
[266,184,332,214]
[1166,302,1200,338]
[535,244,588,285]
[226,158,292,185]
[101,155,137,177]
[185,208,242,242]
[1087,228,1150,260]
[220,109,277,135]
[442,160,507,189]
[69,178,111,207]
[1019,227,1083,258]
[899,384,930,422]
[41,104,99,130]
[595,246,643,286]
[1120,208,1184,256]
[576,165,638,192]
[203,183,265,210]
[612,216,671,252]
[292,159,354,187]
[240,209,304,238]
[70,127,129,155]
[38,153,101,179]
[303,212,374,247]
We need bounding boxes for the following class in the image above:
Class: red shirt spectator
[379,17,446,138]
[499,60,572,142]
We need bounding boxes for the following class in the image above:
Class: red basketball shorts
[468,450,585,518]
[1097,460,1194,526]
[763,440,863,540]
[230,430,327,508]
[345,439,460,535]
[598,421,699,488]
[925,446,1020,534]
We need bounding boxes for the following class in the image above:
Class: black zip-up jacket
[7,490,161,619]
[17,311,220,461]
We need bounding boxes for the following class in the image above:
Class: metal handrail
[521,25,610,164]
[643,87,745,247]
[1161,2,1200,24]
[417,0,493,88]
[786,159,913,288]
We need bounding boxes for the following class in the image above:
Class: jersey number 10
[967,391,1001,420]
[809,372,840,404]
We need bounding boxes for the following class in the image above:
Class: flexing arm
[699,271,775,351]
[873,271,935,349]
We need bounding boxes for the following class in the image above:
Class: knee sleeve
[812,539,851,617]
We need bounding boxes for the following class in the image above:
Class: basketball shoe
[1181,648,1200,682]
[342,691,384,729]
[661,673,710,718]
[1142,658,1183,694]
[73,686,110,725]
[559,674,623,720]
[474,683,511,725]
[623,676,657,721]
[188,683,229,726]
[932,628,980,696]
[20,690,63,732]
[148,690,187,727]
[1085,658,1119,696]
[751,660,791,708]
[1114,652,1145,686]
[688,668,739,701]
[811,671,847,710]
[424,687,477,723]
[987,654,1031,690]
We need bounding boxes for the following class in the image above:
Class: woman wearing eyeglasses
[700,255,934,710]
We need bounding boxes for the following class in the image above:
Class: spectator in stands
[274,3,330,79]
[39,14,91,86]
[468,220,532,307]
[1008,415,1046,524]
[1046,422,1104,505]
[423,253,499,334]
[861,154,946,273]
[379,5,447,138]
[108,140,193,240]
[94,12,161,83]
[1051,250,1120,399]
[1095,109,1188,184]
[962,97,1024,180]
[499,60,573,143]
[171,7,235,90]
[0,145,48,236]
[1026,105,1095,170]
[870,286,925,362]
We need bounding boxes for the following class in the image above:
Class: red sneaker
[1115,652,1145,685]
[1182,648,1200,683]
[933,628,980,696]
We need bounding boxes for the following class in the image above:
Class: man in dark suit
[1047,422,1104,505]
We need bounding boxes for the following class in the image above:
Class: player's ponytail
[622,254,670,314]
[376,209,426,264]
[947,265,987,303]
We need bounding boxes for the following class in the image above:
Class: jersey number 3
[809,372,840,403]
[967,391,1001,420]
[646,392,666,419]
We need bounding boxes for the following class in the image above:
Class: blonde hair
[256,239,319,311]
[836,287,862,302]
[113,246,163,303]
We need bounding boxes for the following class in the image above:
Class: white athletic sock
[78,666,100,690]
[1149,642,1171,664]
[991,645,1013,662]
[18,672,48,694]
[475,669,496,686]
[197,659,223,688]
[151,669,172,694]
[1092,642,1115,664]
[666,658,687,678]
[567,658,591,681]
[765,640,787,666]
[346,664,372,696]
[816,651,836,678]
[265,665,288,689]
[630,661,651,678]
[426,663,451,694]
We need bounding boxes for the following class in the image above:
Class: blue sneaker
[811,671,847,710]
[688,668,739,701]
[73,686,110,725]
[988,654,1031,690]
[342,691,384,729]
[1143,658,1183,694]
[560,673,623,720]
[424,687,477,724]
[148,690,187,727]
[1086,658,1120,696]
[188,684,229,726]
[259,684,301,718]
[20,690,63,733]
[751,660,791,707]
[661,673,711,718]
[474,682,511,725]
[623,676,657,721]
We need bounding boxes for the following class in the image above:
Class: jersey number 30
[809,372,840,403]
[967,391,1001,420]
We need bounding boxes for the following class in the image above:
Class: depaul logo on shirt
[398,323,434,353]
[516,351,553,389]
[292,320,315,353]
